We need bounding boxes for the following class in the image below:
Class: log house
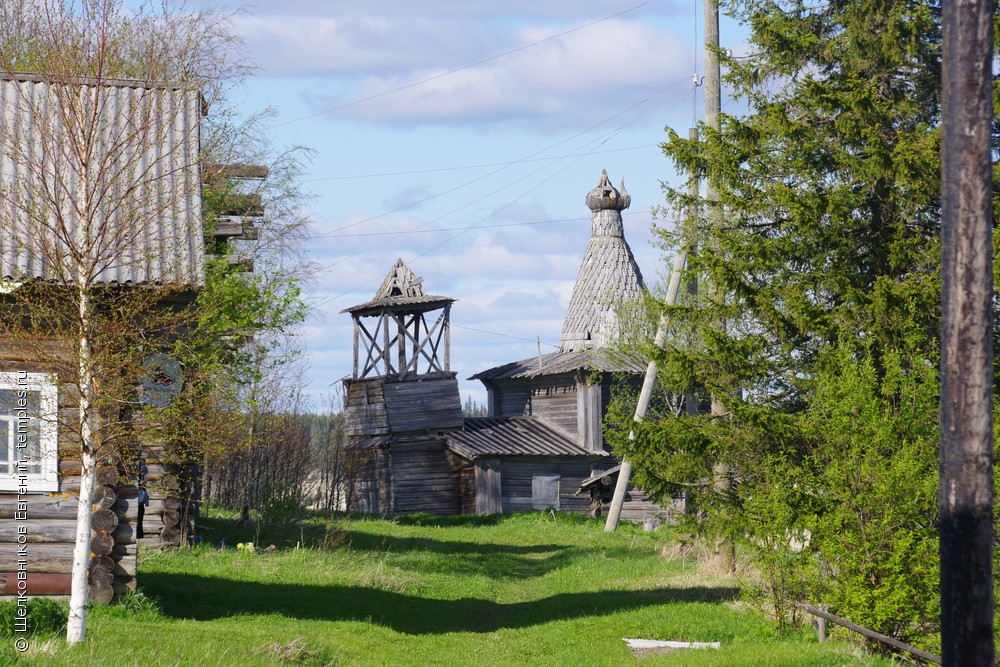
[0,72,258,599]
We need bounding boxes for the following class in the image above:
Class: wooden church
[343,171,665,519]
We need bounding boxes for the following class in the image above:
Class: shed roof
[446,417,605,460]
[470,348,645,381]
[344,258,453,315]
[0,73,204,286]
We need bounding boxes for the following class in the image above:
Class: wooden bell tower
[342,259,463,440]
[341,259,465,515]
[347,259,452,380]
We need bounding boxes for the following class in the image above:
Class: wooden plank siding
[491,375,580,439]
[344,378,389,436]
[384,377,463,433]
[497,458,592,514]
[387,440,460,515]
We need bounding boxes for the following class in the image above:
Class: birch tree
[0,0,243,644]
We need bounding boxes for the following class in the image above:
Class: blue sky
[222,0,747,408]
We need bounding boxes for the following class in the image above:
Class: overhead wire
[316,80,686,296]
[302,144,655,182]
[311,77,690,240]
[269,1,654,129]
[453,324,560,349]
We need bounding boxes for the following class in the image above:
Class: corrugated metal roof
[470,348,645,381]
[0,73,204,286]
[446,417,607,459]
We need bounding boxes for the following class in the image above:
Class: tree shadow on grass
[143,572,739,635]
[337,532,665,582]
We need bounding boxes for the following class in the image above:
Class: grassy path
[12,513,891,666]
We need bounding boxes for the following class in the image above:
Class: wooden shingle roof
[469,348,644,381]
[559,170,644,352]
[343,258,453,315]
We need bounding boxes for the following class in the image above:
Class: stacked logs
[140,452,196,550]
[88,466,121,604]
[0,462,137,602]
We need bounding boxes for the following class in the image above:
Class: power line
[453,324,560,349]
[269,1,654,129]
[302,145,656,182]
[322,215,586,238]
[311,78,687,240]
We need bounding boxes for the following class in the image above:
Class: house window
[532,475,560,510]
[0,372,58,493]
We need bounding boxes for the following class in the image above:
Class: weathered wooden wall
[344,447,385,514]
[496,457,592,514]
[388,440,460,515]
[384,377,463,433]
[344,378,389,437]
[492,376,579,438]
[0,348,137,601]
[138,449,196,551]
[0,467,137,602]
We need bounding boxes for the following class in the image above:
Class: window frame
[0,371,59,493]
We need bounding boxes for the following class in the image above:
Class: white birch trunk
[66,287,96,644]
[67,117,95,643]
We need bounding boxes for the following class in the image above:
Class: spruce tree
[608,0,954,650]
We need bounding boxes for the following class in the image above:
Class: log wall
[0,465,137,602]
[0,344,138,601]
[137,444,197,551]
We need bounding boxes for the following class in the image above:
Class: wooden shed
[445,417,605,514]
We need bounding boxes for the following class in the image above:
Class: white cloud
[296,19,692,128]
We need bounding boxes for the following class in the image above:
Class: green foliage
[608,0,951,655]
[462,394,489,417]
[0,598,67,638]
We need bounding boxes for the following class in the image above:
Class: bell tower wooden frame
[344,258,453,381]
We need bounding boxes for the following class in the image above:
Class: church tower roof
[559,170,645,352]
[343,258,453,316]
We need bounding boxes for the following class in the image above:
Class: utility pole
[702,0,734,573]
[605,3,722,535]
[939,0,994,664]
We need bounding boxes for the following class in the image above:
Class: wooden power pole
[939,0,994,664]
[702,0,735,573]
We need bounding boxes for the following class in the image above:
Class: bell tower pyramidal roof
[559,170,645,352]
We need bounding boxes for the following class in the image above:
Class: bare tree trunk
[939,0,994,663]
[67,286,95,644]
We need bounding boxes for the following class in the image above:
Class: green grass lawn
[7,512,893,666]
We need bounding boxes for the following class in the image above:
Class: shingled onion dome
[559,170,644,353]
